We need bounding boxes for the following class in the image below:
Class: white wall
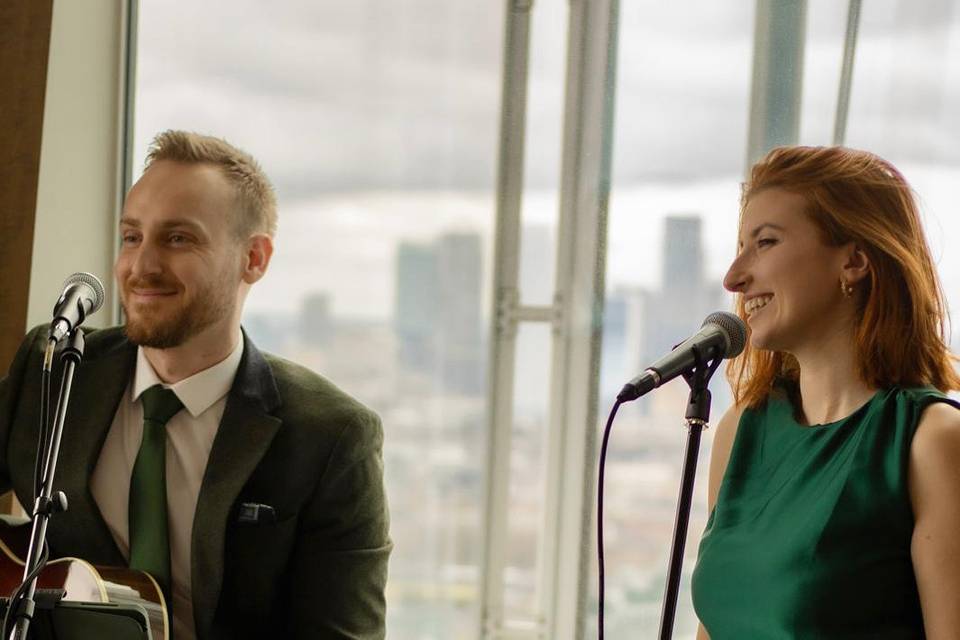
[28,0,128,330]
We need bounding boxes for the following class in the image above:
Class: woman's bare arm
[695,403,745,640]
[706,404,744,511]
[909,401,960,639]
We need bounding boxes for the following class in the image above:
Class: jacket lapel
[61,339,135,564]
[191,334,281,639]
[8,329,134,565]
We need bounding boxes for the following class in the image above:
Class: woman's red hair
[728,145,960,408]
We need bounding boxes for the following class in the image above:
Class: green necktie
[129,384,183,593]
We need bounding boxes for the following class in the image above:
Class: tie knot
[140,385,183,426]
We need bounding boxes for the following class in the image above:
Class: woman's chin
[749,331,777,352]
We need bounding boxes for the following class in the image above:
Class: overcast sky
[132,0,960,320]
[134,0,959,191]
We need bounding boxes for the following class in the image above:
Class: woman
[692,146,960,639]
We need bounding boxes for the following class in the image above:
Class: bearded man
[0,131,391,639]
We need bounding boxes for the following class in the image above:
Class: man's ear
[841,242,871,286]
[241,234,273,284]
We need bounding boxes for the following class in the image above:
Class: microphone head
[63,272,105,313]
[702,310,747,359]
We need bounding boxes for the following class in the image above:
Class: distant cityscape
[243,213,729,639]
[132,2,960,636]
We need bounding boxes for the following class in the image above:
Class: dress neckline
[790,390,882,429]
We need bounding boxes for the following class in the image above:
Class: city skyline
[241,209,732,638]
[133,2,960,636]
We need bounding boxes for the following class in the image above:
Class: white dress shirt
[90,333,244,640]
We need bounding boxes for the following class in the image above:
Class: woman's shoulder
[910,392,960,454]
[886,385,960,404]
[877,386,960,424]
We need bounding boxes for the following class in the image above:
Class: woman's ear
[841,242,871,285]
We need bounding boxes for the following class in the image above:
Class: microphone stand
[8,330,83,640]
[657,345,721,640]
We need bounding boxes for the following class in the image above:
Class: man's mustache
[124,277,180,291]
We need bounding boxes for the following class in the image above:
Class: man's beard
[122,275,236,349]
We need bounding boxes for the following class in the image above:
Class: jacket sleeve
[0,326,47,492]
[286,406,392,639]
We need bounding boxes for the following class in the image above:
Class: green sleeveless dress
[691,386,960,639]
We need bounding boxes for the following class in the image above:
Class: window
[133,2,504,636]
[593,2,753,636]
[130,1,960,637]
[843,0,960,349]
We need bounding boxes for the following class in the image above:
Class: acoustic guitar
[0,518,168,640]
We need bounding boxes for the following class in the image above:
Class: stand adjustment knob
[32,491,68,517]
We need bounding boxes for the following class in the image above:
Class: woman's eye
[757,238,776,247]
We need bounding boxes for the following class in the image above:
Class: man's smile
[129,288,179,301]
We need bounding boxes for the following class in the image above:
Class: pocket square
[237,502,278,525]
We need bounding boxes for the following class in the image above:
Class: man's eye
[169,234,189,244]
[121,234,140,244]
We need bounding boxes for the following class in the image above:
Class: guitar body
[0,519,168,640]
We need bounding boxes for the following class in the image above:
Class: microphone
[49,272,105,343]
[617,311,747,402]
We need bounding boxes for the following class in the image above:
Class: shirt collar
[132,333,245,418]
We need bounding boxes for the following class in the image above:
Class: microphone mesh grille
[702,310,747,359]
[63,272,105,312]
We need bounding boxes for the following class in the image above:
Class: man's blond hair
[145,130,278,238]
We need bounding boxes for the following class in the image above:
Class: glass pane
[520,0,567,306]
[133,2,504,637]
[845,0,960,357]
[505,322,553,621]
[595,1,755,637]
[799,0,848,144]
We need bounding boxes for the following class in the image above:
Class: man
[0,131,391,638]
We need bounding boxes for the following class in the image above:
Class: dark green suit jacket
[0,325,391,639]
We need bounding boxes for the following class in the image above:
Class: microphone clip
[680,344,723,425]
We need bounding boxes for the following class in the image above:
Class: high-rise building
[394,232,484,394]
[299,292,334,347]
[599,286,645,403]
[636,214,729,413]
[395,242,441,372]
[436,233,484,394]
[662,215,704,293]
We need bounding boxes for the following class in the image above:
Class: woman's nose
[723,254,749,293]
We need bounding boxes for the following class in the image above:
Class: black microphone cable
[1,540,50,639]
[597,398,623,640]
[34,339,57,502]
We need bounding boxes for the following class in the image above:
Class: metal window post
[481,1,538,637]
[538,0,619,637]
[114,0,139,325]
[480,0,620,636]
[833,0,862,145]
[746,0,808,168]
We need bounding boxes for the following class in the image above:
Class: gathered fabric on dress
[692,385,959,640]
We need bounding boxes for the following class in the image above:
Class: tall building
[637,214,729,413]
[299,292,334,347]
[662,216,704,293]
[599,286,645,403]
[394,232,484,394]
[436,233,484,394]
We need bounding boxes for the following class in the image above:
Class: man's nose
[129,241,163,277]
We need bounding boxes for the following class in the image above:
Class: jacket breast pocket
[221,507,300,620]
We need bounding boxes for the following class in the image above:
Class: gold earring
[840,279,854,298]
